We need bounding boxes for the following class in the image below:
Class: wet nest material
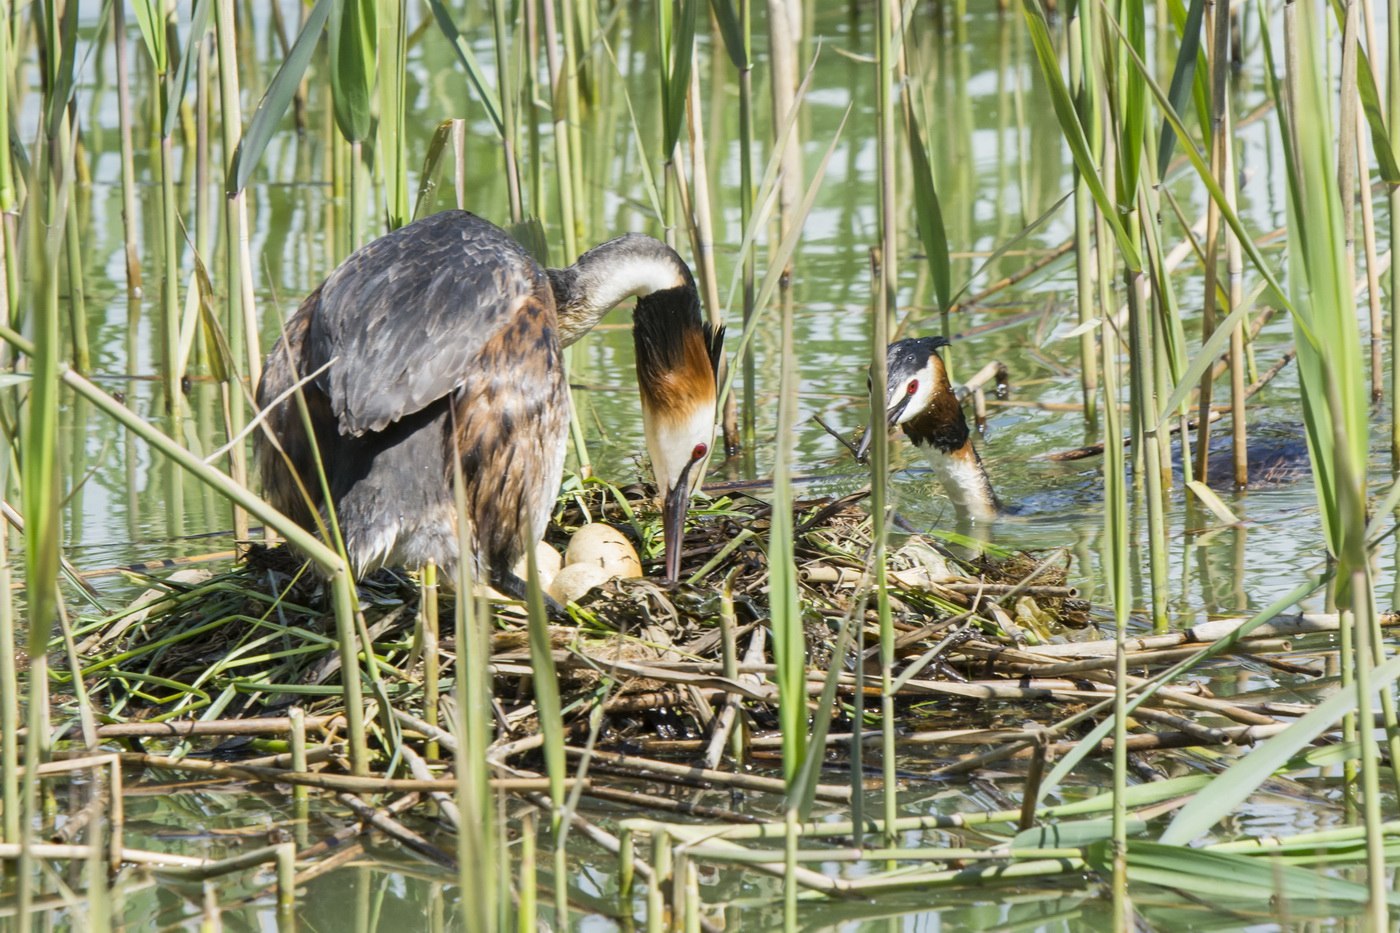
[59,480,1371,837]
[74,483,1087,738]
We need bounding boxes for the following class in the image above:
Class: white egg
[564,524,642,579]
[512,540,563,589]
[547,562,612,605]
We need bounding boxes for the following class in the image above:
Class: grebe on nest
[858,336,1000,522]
[255,210,722,596]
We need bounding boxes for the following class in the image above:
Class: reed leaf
[659,0,698,156]
[1184,479,1240,525]
[1109,2,1147,205]
[523,546,567,927]
[769,364,804,792]
[1334,0,1400,183]
[40,0,79,140]
[413,119,458,222]
[426,0,505,139]
[377,0,409,230]
[904,102,951,316]
[231,0,332,195]
[1092,840,1400,906]
[1151,280,1260,433]
[1020,0,1140,270]
[717,105,849,407]
[709,0,746,69]
[329,0,376,145]
[1156,0,1206,177]
[127,0,167,73]
[452,467,498,929]
[163,0,212,140]
[1161,644,1400,846]
[597,34,665,221]
[1270,0,1367,568]
[1107,11,1294,309]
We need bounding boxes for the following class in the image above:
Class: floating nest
[71,481,1090,755]
[57,479,1372,905]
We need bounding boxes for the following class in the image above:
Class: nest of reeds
[75,481,1091,750]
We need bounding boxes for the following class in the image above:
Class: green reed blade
[1069,3,1099,424]
[1271,1,1367,565]
[1020,0,1141,270]
[231,0,331,195]
[597,33,664,220]
[523,544,567,929]
[40,0,78,140]
[768,303,803,792]
[426,0,505,138]
[450,461,498,930]
[1110,1,1147,206]
[709,0,745,69]
[328,0,375,145]
[1107,11,1293,318]
[1092,840,1400,906]
[659,0,697,156]
[127,0,166,73]
[904,101,951,317]
[716,104,850,409]
[163,0,211,140]
[1332,0,1400,183]
[491,0,522,222]
[413,119,459,222]
[1156,602,1389,842]
[377,0,408,230]
[1150,264,1261,434]
[1156,0,1206,177]
[17,119,67,921]
[0,479,15,846]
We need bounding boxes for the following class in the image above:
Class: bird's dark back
[307,210,554,436]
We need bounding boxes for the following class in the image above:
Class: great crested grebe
[858,336,1001,522]
[255,210,722,595]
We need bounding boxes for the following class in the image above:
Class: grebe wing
[308,210,550,436]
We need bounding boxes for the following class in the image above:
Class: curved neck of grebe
[548,234,695,347]
[924,441,1001,522]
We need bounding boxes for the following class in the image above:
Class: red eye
[906,379,919,395]
[691,443,708,461]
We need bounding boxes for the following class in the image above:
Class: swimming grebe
[858,336,1000,522]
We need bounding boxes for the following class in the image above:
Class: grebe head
[549,234,724,583]
[857,336,953,460]
[631,265,723,583]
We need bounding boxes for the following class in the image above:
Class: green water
[37,3,1381,929]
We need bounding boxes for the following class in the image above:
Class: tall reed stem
[1069,4,1098,425]
[874,0,898,849]
[378,0,408,230]
[214,0,255,540]
[491,0,523,222]
[1390,0,1400,470]
[738,0,756,448]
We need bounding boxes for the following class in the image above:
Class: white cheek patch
[642,401,715,496]
[888,357,938,425]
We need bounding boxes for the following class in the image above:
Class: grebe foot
[491,568,569,621]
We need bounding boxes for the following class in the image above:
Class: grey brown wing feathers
[308,211,552,436]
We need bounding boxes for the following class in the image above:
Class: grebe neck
[549,234,694,347]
